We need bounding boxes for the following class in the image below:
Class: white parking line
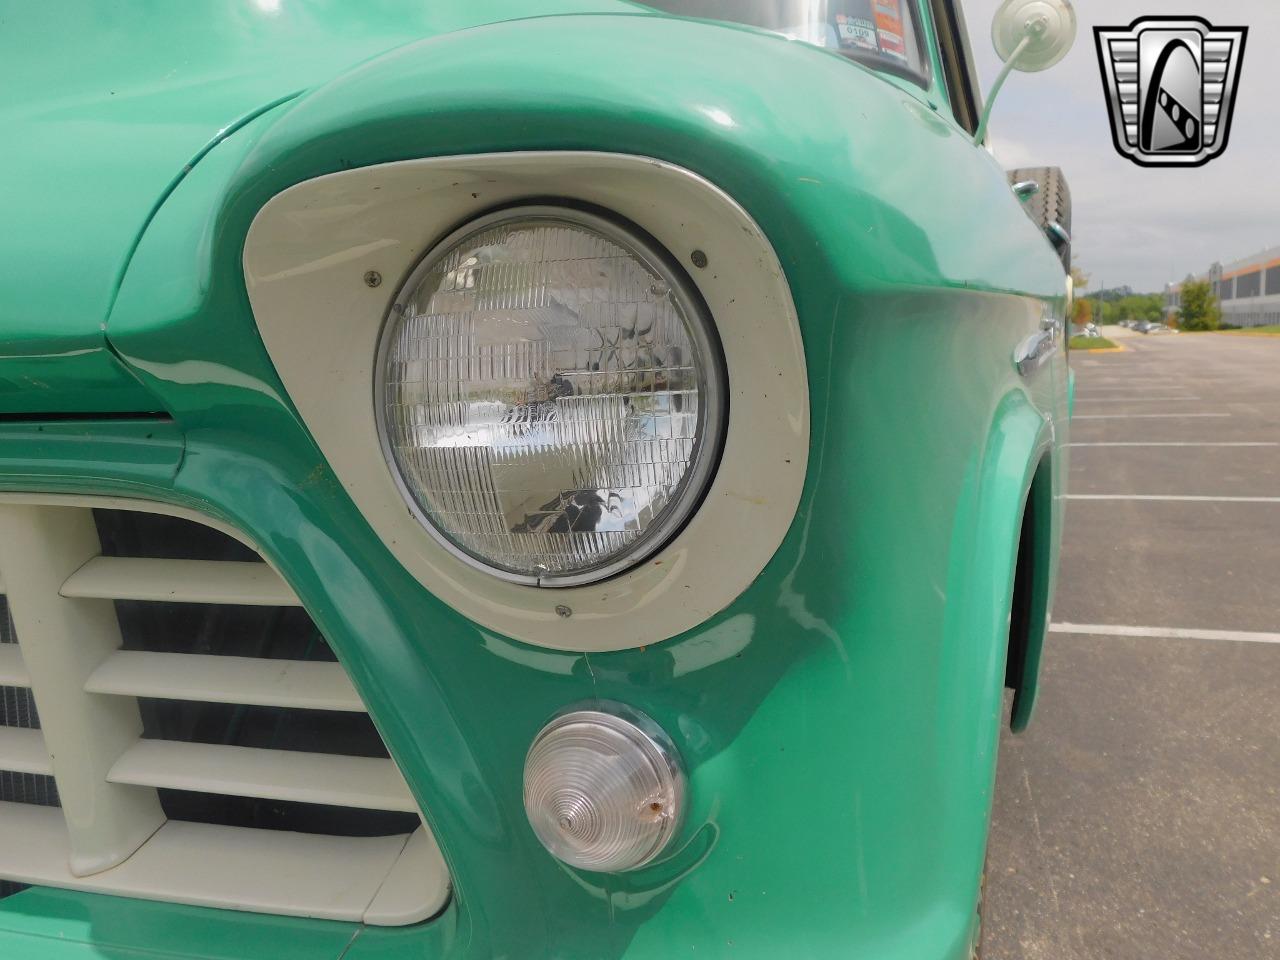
[1051,622,1280,645]
[1074,396,1200,403]
[1067,495,1280,503]
[1080,378,1198,386]
[1073,413,1230,420]
[1069,442,1278,448]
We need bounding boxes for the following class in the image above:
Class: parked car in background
[0,1,1076,958]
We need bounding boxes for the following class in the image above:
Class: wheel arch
[1006,453,1055,732]
[972,390,1058,734]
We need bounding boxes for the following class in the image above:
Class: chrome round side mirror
[992,0,1077,72]
[975,0,1077,142]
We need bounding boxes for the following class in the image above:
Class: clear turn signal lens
[523,706,685,872]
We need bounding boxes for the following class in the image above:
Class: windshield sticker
[835,12,878,52]
[871,0,908,62]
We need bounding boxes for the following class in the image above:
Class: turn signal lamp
[523,705,685,872]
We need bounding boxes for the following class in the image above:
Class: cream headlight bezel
[372,205,729,588]
[244,152,808,653]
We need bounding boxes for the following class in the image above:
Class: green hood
[0,0,628,414]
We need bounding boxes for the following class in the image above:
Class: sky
[963,0,1279,293]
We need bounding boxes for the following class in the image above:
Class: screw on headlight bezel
[372,204,728,588]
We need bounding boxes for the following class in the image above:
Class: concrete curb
[1072,344,1127,353]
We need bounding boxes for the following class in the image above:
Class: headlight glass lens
[377,208,725,586]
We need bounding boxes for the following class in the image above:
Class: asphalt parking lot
[985,329,1280,959]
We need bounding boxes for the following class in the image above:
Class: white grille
[0,496,449,925]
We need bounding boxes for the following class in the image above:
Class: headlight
[376,206,726,587]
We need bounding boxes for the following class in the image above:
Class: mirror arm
[973,33,1032,145]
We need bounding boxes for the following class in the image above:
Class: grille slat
[62,557,300,606]
[0,728,51,776]
[0,802,441,923]
[85,650,364,712]
[0,500,448,925]
[108,740,416,813]
[0,648,28,687]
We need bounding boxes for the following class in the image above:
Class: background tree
[1103,293,1163,325]
[1069,265,1092,326]
[1072,296,1093,326]
[1134,294,1163,324]
[1177,280,1221,331]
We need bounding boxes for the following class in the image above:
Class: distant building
[1166,244,1280,327]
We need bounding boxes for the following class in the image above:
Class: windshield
[638,1,929,85]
